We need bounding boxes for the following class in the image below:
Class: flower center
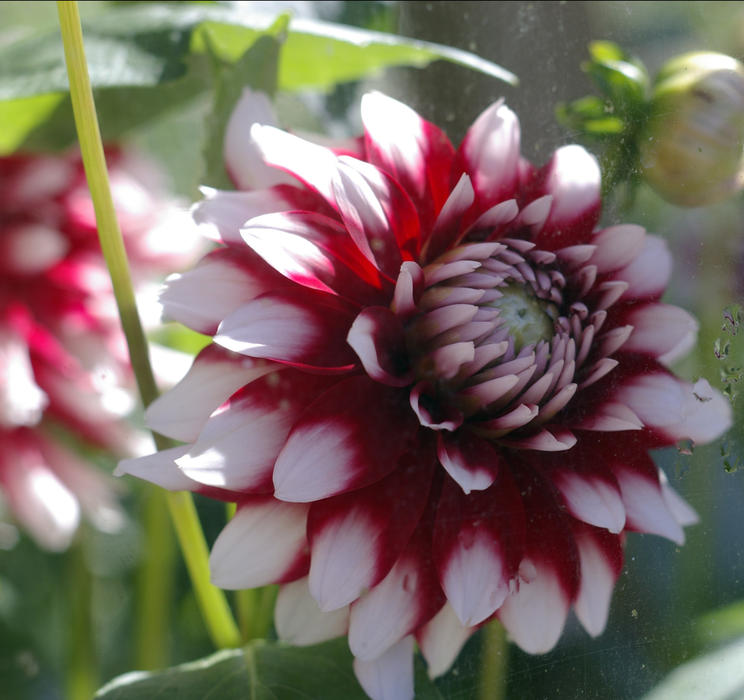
[487,283,557,353]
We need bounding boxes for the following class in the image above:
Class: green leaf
[584,60,647,111]
[642,637,744,700]
[0,92,64,153]
[94,638,445,700]
[0,8,195,100]
[200,18,285,188]
[583,40,649,115]
[0,3,515,155]
[277,18,517,91]
[14,58,210,154]
[556,96,624,138]
[588,40,628,64]
[583,116,625,134]
[0,3,516,100]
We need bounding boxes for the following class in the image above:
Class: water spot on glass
[676,438,694,456]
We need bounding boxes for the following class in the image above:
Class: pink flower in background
[0,149,198,551]
[119,91,731,700]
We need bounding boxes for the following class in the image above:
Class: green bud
[640,51,744,207]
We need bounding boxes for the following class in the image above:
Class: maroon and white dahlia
[120,91,731,699]
[0,149,198,550]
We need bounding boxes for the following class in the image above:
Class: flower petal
[436,431,501,494]
[273,376,417,502]
[241,210,387,305]
[433,473,523,626]
[455,100,521,207]
[116,445,195,491]
[622,303,698,364]
[307,451,434,611]
[0,438,80,551]
[610,454,686,544]
[353,635,415,700]
[192,187,295,245]
[145,345,273,442]
[659,470,699,527]
[0,327,47,428]
[210,497,309,589]
[502,427,577,451]
[573,524,623,637]
[410,381,464,431]
[614,235,672,301]
[214,290,357,371]
[416,603,474,679]
[498,556,571,654]
[348,532,443,661]
[617,372,732,445]
[391,261,424,320]
[362,91,455,232]
[224,88,294,189]
[347,307,412,386]
[533,145,601,250]
[552,468,626,533]
[423,174,475,262]
[589,224,646,274]
[498,467,579,654]
[159,248,286,335]
[574,400,643,432]
[176,371,335,492]
[274,577,349,646]
[250,123,339,202]
[332,156,420,277]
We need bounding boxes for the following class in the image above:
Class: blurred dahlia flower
[120,91,731,699]
[0,149,197,551]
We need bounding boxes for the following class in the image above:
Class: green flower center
[489,283,556,352]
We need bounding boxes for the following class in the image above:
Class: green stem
[236,587,260,642]
[65,539,97,700]
[135,487,175,669]
[478,621,508,700]
[57,0,240,651]
[167,491,241,647]
[251,585,279,640]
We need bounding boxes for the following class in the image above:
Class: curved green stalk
[57,0,240,651]
[135,487,176,669]
[65,539,97,700]
[479,620,508,700]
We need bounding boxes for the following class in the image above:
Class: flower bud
[640,51,744,206]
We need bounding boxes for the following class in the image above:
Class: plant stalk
[57,0,240,651]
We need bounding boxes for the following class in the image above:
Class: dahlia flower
[0,149,198,551]
[119,90,731,699]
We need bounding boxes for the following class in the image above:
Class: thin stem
[135,487,175,669]
[236,587,260,642]
[251,585,279,640]
[57,0,240,650]
[65,538,97,700]
[478,620,508,700]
